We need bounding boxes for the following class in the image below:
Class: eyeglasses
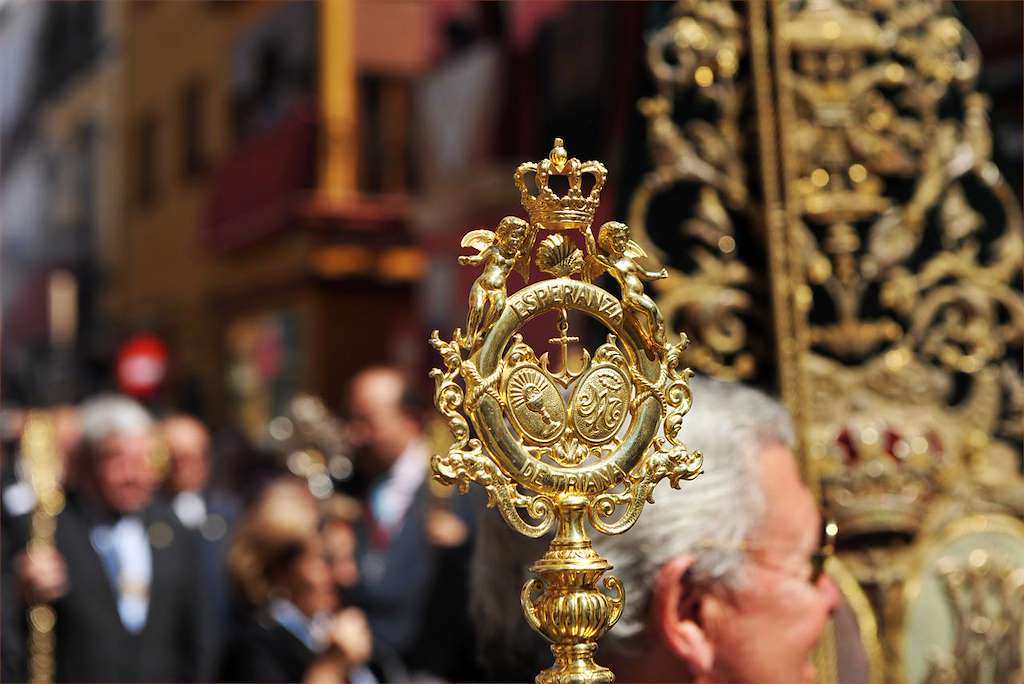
[694,520,838,585]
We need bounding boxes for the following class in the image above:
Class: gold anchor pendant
[541,308,591,387]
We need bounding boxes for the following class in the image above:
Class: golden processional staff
[429,139,703,683]
[20,411,65,684]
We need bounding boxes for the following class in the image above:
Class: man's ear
[649,555,715,675]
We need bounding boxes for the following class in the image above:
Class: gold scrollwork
[630,2,1022,683]
[629,0,757,381]
[764,1,1023,680]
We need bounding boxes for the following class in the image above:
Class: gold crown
[819,417,943,538]
[514,138,607,231]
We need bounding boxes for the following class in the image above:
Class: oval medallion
[504,365,567,445]
[570,364,630,445]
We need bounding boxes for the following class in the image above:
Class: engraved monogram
[572,365,629,446]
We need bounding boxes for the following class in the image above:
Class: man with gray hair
[10,394,204,682]
[471,377,839,684]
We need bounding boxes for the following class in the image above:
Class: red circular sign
[116,335,168,398]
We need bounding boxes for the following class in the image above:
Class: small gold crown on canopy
[820,417,942,537]
[515,138,608,230]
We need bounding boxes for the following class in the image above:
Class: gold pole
[318,0,358,201]
[748,1,797,431]
[21,412,65,684]
[767,0,816,491]
[748,0,819,494]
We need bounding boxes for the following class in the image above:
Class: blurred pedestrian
[10,395,203,682]
[344,367,481,679]
[222,478,377,684]
[320,494,362,593]
[161,414,240,680]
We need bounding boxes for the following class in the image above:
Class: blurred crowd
[1,366,482,684]
[2,369,843,684]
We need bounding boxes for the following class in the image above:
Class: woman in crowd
[221,478,377,684]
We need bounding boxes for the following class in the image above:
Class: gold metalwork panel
[772,1,1024,678]
[772,0,1024,483]
[633,2,1023,683]
[628,0,766,382]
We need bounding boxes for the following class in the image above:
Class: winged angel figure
[585,221,669,353]
[458,216,534,349]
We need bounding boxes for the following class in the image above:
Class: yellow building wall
[116,2,430,416]
[117,1,297,412]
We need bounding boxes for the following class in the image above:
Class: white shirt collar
[269,598,332,652]
[391,440,428,485]
[370,440,428,532]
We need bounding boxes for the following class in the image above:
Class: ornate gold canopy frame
[430,139,702,683]
[631,1,1023,682]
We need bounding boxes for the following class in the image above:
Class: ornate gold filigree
[430,140,702,683]
[764,0,1024,679]
[631,2,1023,682]
[901,515,1024,684]
[628,0,757,381]
[766,0,1024,530]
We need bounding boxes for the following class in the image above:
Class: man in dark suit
[344,367,481,680]
[11,395,203,683]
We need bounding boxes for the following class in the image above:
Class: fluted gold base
[521,499,624,684]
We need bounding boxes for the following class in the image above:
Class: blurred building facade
[95,1,644,432]
[113,1,436,431]
[2,0,649,428]
[1,1,125,403]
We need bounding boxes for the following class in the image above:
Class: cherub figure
[586,221,668,354]
[458,216,533,348]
